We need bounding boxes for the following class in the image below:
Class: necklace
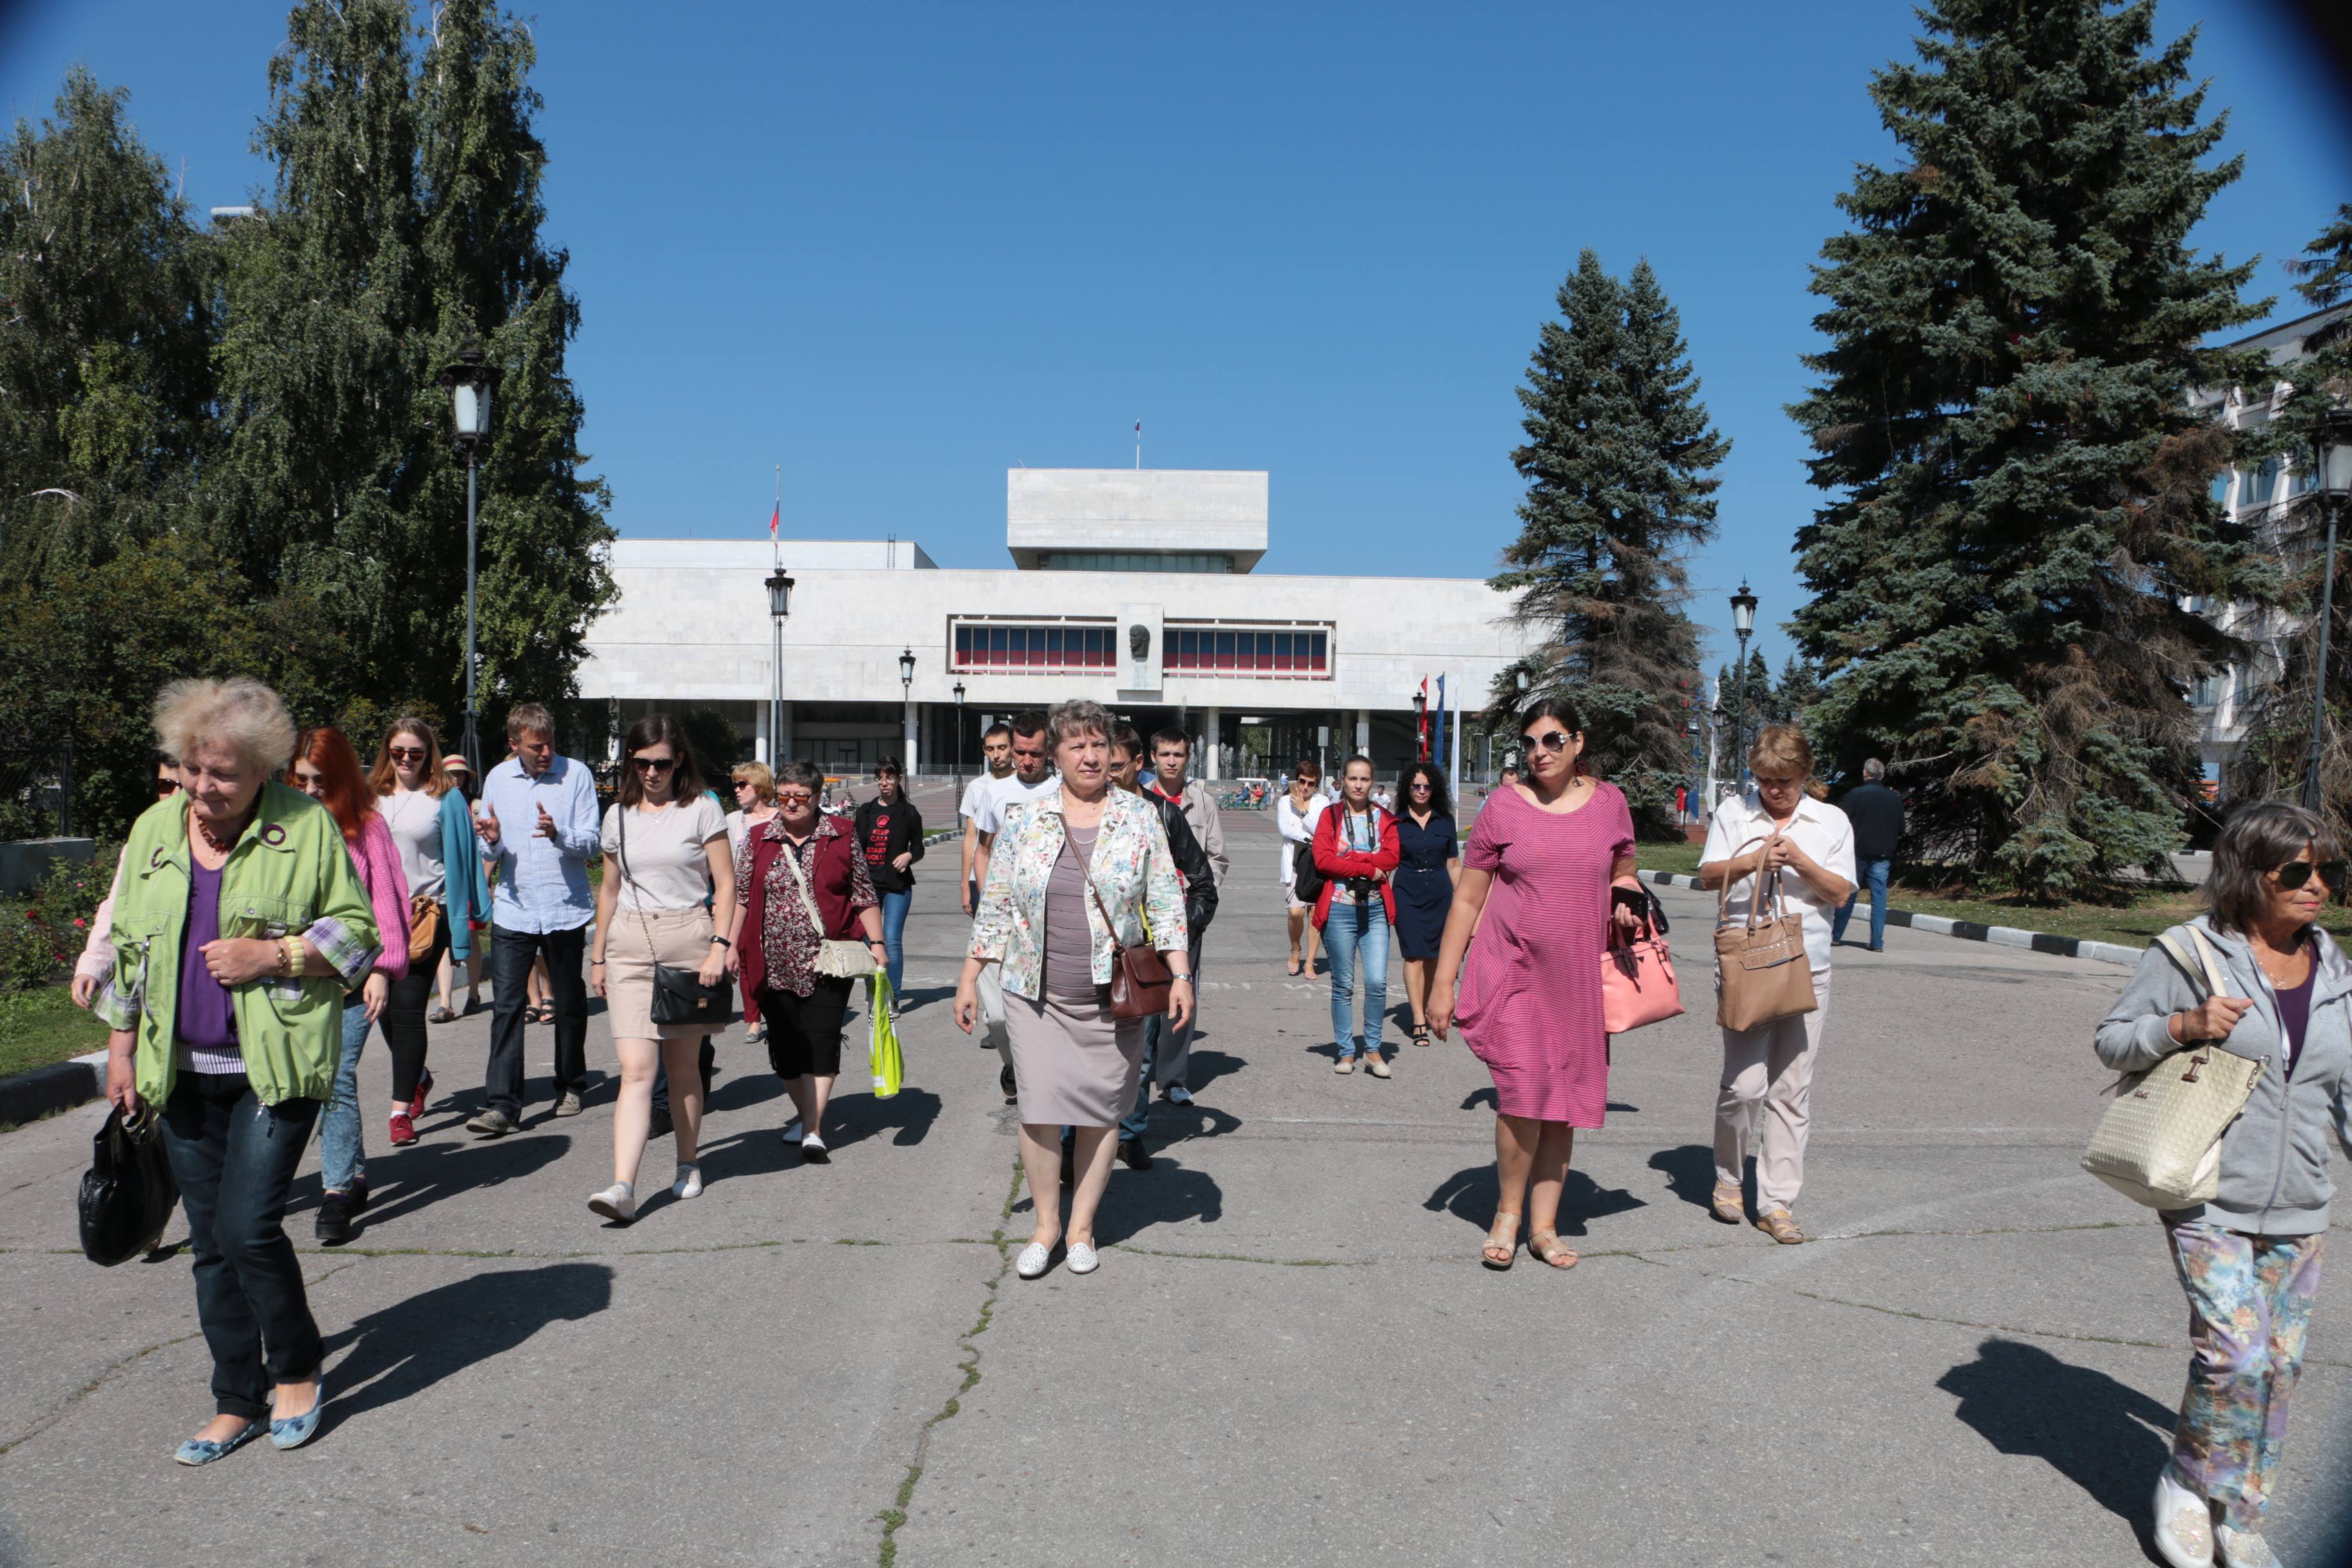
[2255,936,2308,984]
[193,812,246,854]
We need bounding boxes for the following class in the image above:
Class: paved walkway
[1,805,2347,1565]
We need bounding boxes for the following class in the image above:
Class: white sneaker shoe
[672,1164,703,1200]
[588,1182,636,1224]
[799,1132,829,1164]
[1066,1242,1099,1275]
[1015,1241,1052,1279]
[2153,1468,2215,1568]
[2215,1524,2278,1568]
[779,1118,805,1144]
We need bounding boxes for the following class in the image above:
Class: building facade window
[951,622,1117,672]
[1162,627,1331,677]
[2242,458,2279,509]
[1038,551,1234,573]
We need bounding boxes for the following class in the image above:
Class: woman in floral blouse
[955,699,1191,1280]
[730,759,887,1162]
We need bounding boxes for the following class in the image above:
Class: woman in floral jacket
[956,699,1191,1281]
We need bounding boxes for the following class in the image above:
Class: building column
[1201,707,1221,781]
[904,700,920,778]
[1355,710,1372,760]
[755,702,771,765]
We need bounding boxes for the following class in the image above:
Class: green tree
[1788,0,2268,896]
[1773,654,1826,728]
[1494,250,1727,836]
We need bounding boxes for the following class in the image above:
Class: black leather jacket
[1137,788,1217,939]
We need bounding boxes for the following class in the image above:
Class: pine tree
[1788,0,2268,896]
[1774,655,1826,727]
[1495,250,1726,836]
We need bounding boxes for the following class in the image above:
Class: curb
[0,1048,109,1126]
[1636,870,2144,968]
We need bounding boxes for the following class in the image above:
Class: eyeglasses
[1521,730,1573,753]
[776,791,816,806]
[155,776,182,796]
[631,755,677,773]
[388,746,429,763]
[1411,781,1433,791]
[2273,859,2347,894]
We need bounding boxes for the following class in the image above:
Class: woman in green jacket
[98,679,380,1466]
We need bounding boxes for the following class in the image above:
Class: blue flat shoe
[174,1418,267,1466]
[269,1385,325,1451]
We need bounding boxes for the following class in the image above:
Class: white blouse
[1700,792,1857,974]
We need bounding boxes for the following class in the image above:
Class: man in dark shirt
[1834,758,1906,952]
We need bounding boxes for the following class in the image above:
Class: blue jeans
[1324,901,1390,1060]
[318,992,371,1194]
[879,889,912,997]
[1833,858,1892,949]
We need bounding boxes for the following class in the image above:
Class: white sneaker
[1066,1242,1099,1275]
[1365,1056,1392,1079]
[1015,1241,1052,1279]
[672,1164,703,1200]
[779,1118,805,1144]
[2215,1524,2278,1568]
[800,1132,829,1164]
[1333,1057,1355,1074]
[588,1182,636,1224]
[2153,1468,2215,1568]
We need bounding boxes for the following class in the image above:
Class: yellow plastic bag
[869,973,903,1099]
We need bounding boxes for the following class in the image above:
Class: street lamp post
[952,680,966,799]
[438,347,502,771]
[899,647,917,778]
[765,567,795,768]
[1729,580,1758,794]
[2299,411,2352,812]
[1412,688,1428,761]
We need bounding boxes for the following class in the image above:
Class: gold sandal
[1528,1231,1578,1269]
[1754,1208,1807,1246]
[1710,1181,1745,1225]
[1482,1213,1520,1270]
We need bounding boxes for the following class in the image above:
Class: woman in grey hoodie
[2097,801,2352,1568]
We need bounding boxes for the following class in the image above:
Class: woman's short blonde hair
[1046,699,1113,750]
[1748,723,1814,782]
[730,761,775,802]
[154,678,298,777]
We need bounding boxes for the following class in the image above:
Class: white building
[579,468,1538,779]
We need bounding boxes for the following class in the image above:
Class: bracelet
[590,957,606,966]
[709,935,730,948]
[279,937,301,977]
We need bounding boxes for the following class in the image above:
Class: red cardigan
[1311,804,1400,927]
[738,814,868,1001]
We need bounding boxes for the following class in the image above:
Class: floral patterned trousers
[2164,1218,2326,1529]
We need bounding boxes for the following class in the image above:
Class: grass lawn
[0,985,108,1080]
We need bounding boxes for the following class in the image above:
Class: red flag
[767,503,779,537]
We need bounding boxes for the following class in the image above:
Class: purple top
[2277,952,2315,1080]
[175,858,243,1074]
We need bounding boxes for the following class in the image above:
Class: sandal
[1482,1213,1520,1270]
[1710,1181,1745,1225]
[427,1005,458,1024]
[1528,1231,1578,1269]
[1413,1023,1431,1048]
[1754,1208,1807,1246]
[1286,956,1304,977]
[527,1003,554,1024]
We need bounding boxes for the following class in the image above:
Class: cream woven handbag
[2080,927,2262,1210]
[1713,835,1818,1032]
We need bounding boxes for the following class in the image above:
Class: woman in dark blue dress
[1391,761,1460,1048]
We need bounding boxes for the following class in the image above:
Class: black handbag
[1291,803,1326,905]
[79,1103,179,1266]
[615,805,732,1028]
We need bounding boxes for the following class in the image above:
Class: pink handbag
[1602,894,1685,1035]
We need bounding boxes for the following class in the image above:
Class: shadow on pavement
[1424,1162,1645,1237]
[1647,1144,1719,1212]
[334,1132,574,1236]
[1937,1337,2173,1549]
[1186,1048,1246,1093]
[1144,1101,1244,1147]
[321,1262,614,1431]
[832,1086,944,1149]
[1086,1159,1224,1246]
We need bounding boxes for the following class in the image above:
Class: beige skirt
[604,905,721,1041]
[1005,990,1145,1128]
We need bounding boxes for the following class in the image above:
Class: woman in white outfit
[1277,758,1328,976]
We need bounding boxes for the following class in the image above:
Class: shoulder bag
[778,826,878,979]
[1291,802,1326,906]
[79,1102,179,1266]
[1713,834,1818,1031]
[1085,843,1174,1021]
[616,805,732,1028]
[1603,887,1685,1034]
[2080,926,2264,1209]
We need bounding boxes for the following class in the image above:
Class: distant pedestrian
[433,754,486,1021]
[1277,760,1328,976]
[970,712,1058,1102]
[1427,698,1640,1270]
[731,760,887,1162]
[959,721,1015,916]
[98,678,378,1462]
[368,718,488,1148]
[1391,761,1459,1048]
[1142,726,1226,1104]
[854,757,926,1003]
[1698,725,1855,1245]
[2097,801,2352,1568]
[954,700,1191,1280]
[586,714,737,1224]
[471,703,600,1136]
[1833,758,1904,952]
[1313,756,1399,1077]
[726,761,779,1043]
[288,726,411,1247]
[1107,725,1216,1168]
[72,756,179,1010]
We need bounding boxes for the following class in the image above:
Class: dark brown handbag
[1088,876,1173,1021]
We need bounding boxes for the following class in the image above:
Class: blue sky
[3,1,2347,676]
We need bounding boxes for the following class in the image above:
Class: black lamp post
[1729,580,1758,789]
[765,567,794,767]
[899,647,917,778]
[1412,688,1428,761]
[952,679,966,798]
[438,347,503,771]
[2300,410,2352,811]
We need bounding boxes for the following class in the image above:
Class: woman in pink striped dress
[1429,698,1641,1271]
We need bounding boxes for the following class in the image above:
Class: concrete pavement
[1,803,2347,1565]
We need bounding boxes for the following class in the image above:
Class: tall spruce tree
[1788,0,2269,895]
[1496,250,1726,835]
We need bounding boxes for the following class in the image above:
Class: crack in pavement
[0,1331,202,1458]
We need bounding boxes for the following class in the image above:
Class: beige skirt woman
[605,905,721,1041]
[1004,989,1145,1127]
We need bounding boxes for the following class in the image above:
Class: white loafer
[2153,1468,2214,1568]
[588,1182,636,1224]
[779,1119,805,1144]
[2215,1524,2278,1568]
[1015,1242,1052,1279]
[1066,1242,1099,1275]
[672,1164,703,1200]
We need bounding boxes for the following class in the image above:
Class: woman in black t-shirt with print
[854,758,925,1004]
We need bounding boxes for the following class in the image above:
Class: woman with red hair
[288,727,410,1244]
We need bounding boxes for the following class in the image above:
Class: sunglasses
[1411,780,1433,790]
[1521,730,1573,753]
[2273,859,2347,894]
[388,746,429,763]
[776,791,816,806]
[155,776,182,796]
[631,755,677,773]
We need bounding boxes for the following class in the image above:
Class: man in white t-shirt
[969,712,1057,1100]
[959,723,1015,916]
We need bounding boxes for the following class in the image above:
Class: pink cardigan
[349,813,412,979]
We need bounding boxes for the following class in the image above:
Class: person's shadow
[1937,1338,2177,1554]
[1185,1049,1246,1094]
[1647,1144,1728,1214]
[1083,1157,1223,1247]
[320,1262,613,1431]
[322,1133,574,1236]
[1425,1163,1645,1237]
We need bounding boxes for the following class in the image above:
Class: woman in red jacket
[1314,755,1401,1077]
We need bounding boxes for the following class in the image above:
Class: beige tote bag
[2080,926,2262,1210]
[1713,835,1818,1032]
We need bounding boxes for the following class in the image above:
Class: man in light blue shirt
[469,703,601,1135]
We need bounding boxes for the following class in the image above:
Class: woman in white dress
[1276,758,1328,976]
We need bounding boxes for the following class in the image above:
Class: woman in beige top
[588,714,737,1224]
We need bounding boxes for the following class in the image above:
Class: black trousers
[485,923,589,1118]
[157,1072,323,1418]
[383,914,450,1103]
[762,979,853,1079]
